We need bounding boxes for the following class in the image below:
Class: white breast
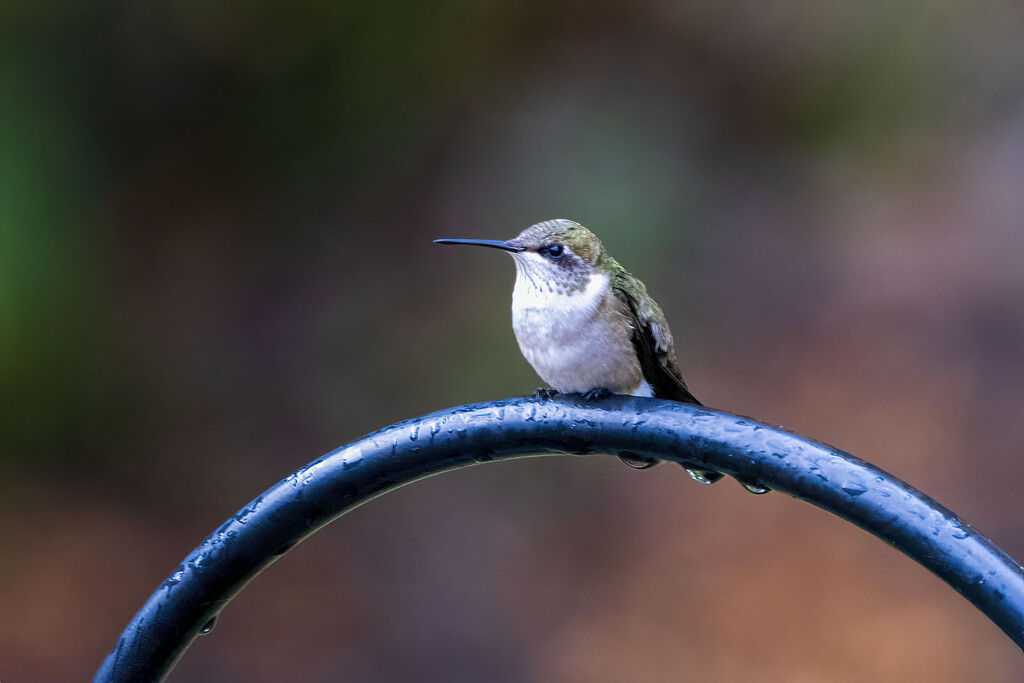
[510,266,645,394]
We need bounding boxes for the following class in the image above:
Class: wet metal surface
[94,395,1024,681]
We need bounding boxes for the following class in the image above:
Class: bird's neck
[511,270,610,319]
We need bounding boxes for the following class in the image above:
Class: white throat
[511,267,608,326]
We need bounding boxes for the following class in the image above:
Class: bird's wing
[612,278,702,406]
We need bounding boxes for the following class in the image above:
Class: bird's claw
[582,387,613,400]
[532,387,559,400]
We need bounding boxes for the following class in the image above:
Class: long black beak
[433,238,524,252]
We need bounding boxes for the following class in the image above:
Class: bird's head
[435,219,607,294]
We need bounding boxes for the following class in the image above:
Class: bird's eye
[541,244,564,259]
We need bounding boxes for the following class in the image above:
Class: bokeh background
[4,0,1024,680]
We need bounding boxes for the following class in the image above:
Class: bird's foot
[532,387,559,400]
[582,387,613,400]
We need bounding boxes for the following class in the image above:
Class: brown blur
[3,0,1024,680]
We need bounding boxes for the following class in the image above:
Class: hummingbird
[435,219,722,481]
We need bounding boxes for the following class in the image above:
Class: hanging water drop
[618,452,659,469]
[686,468,723,485]
[739,480,771,495]
[200,616,217,635]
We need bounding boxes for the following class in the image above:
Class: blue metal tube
[94,395,1024,682]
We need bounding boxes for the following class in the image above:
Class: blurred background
[3,0,1024,680]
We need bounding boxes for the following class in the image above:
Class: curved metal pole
[94,395,1024,682]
